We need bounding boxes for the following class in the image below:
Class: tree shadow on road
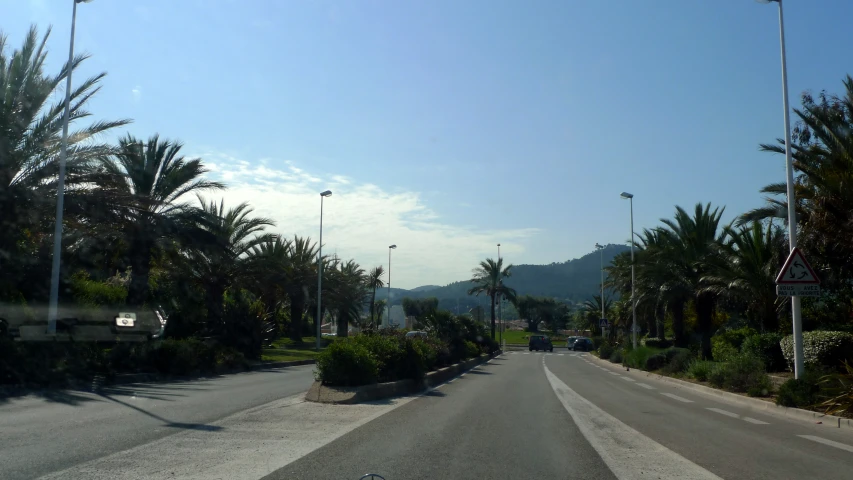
[96,392,223,432]
[0,386,103,406]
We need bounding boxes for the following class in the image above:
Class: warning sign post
[775,248,820,297]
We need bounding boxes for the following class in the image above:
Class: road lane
[263,354,617,480]
[0,365,315,480]
[543,352,853,480]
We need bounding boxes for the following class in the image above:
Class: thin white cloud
[131,86,142,102]
[194,154,540,288]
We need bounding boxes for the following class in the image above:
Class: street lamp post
[620,192,637,349]
[316,190,332,350]
[47,0,91,335]
[387,245,397,327]
[595,243,605,336]
[758,0,804,379]
[497,244,502,345]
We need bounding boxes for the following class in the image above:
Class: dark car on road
[566,336,578,349]
[529,335,553,352]
[571,337,594,352]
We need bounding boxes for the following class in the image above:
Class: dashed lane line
[661,393,693,403]
[798,435,853,453]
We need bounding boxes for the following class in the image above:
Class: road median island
[306,351,500,404]
[586,351,853,430]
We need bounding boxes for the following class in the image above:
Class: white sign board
[775,248,820,297]
[777,284,821,297]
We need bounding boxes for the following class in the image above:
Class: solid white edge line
[797,435,853,453]
[542,362,723,480]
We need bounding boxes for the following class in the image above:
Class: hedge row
[780,331,853,372]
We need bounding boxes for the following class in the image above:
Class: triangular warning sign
[776,247,820,285]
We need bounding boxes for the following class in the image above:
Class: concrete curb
[305,351,500,404]
[587,352,853,430]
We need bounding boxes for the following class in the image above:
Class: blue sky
[5,0,852,288]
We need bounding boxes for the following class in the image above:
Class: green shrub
[663,348,694,374]
[711,327,758,362]
[643,337,672,349]
[644,353,668,371]
[776,370,823,408]
[687,360,717,382]
[742,333,786,372]
[590,336,604,349]
[780,331,853,371]
[315,340,379,386]
[623,346,663,370]
[711,342,739,363]
[598,342,615,360]
[708,354,772,396]
[350,334,406,382]
[464,340,481,359]
[609,349,623,364]
[69,271,127,307]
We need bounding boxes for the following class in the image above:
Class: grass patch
[261,336,335,363]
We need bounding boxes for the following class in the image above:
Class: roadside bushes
[609,349,623,364]
[687,360,716,382]
[776,369,824,408]
[780,331,853,372]
[598,341,615,360]
[707,353,771,396]
[642,337,672,349]
[314,340,379,386]
[742,333,786,372]
[662,348,694,374]
[315,328,487,387]
[711,327,757,362]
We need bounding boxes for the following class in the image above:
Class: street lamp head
[755,0,779,4]
[76,0,94,3]
[320,190,332,197]
[595,243,603,249]
[389,245,397,249]
[620,192,634,199]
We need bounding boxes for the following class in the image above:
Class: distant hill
[410,285,441,292]
[374,244,629,313]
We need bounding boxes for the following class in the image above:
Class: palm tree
[467,258,517,339]
[282,235,319,342]
[741,76,853,291]
[705,221,788,333]
[86,135,224,308]
[514,295,540,332]
[374,299,387,325]
[580,294,612,335]
[659,203,728,359]
[366,265,385,325]
[182,196,274,335]
[0,26,128,298]
[326,259,367,336]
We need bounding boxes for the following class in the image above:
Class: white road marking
[620,377,636,382]
[635,383,655,390]
[661,393,693,403]
[707,408,739,418]
[609,372,621,376]
[558,354,564,356]
[523,352,530,355]
[743,417,769,425]
[543,363,723,480]
[798,435,853,453]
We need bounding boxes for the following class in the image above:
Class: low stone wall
[305,351,500,404]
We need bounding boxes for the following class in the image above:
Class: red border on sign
[775,247,820,285]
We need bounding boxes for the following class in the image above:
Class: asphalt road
[264,352,853,480]
[0,365,315,480]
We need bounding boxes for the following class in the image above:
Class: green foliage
[687,360,717,382]
[315,340,379,386]
[818,361,853,417]
[622,346,663,370]
[645,353,668,371]
[663,347,694,374]
[69,271,128,307]
[780,331,853,371]
[464,340,481,359]
[609,349,623,364]
[707,354,771,396]
[643,337,672,349]
[776,370,824,408]
[742,333,786,372]
[598,341,615,360]
[711,327,758,362]
[590,336,604,349]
